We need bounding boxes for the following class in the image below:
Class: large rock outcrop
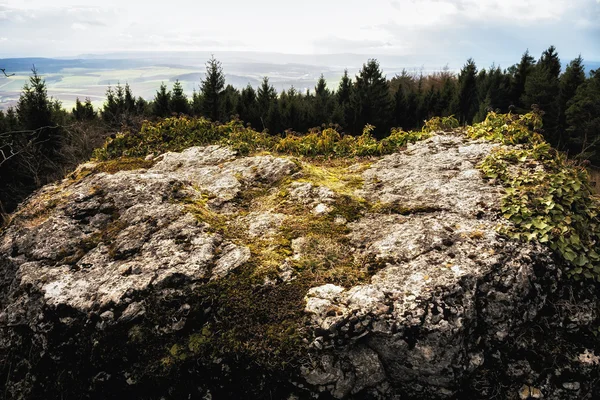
[0,134,598,399]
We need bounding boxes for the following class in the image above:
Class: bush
[94,116,443,160]
[474,112,600,281]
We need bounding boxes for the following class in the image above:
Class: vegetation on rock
[469,111,600,280]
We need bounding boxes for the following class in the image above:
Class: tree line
[1,47,599,222]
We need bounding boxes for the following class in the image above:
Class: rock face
[0,134,598,399]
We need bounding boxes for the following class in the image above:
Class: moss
[295,161,365,196]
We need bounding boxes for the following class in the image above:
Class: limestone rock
[0,136,598,400]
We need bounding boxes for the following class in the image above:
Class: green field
[0,66,205,111]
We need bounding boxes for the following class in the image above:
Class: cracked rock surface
[0,134,598,400]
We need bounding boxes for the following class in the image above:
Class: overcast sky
[1,0,599,64]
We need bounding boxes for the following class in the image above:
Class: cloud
[315,37,393,53]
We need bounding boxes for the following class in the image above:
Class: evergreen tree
[153,83,172,118]
[257,77,277,130]
[16,67,61,152]
[456,58,478,124]
[136,97,149,116]
[522,47,562,145]
[200,56,226,121]
[266,101,283,134]
[351,59,392,137]
[5,107,19,131]
[170,80,189,115]
[237,84,260,128]
[222,84,240,121]
[73,97,96,121]
[102,85,119,124]
[124,83,136,114]
[191,89,203,116]
[334,70,353,129]
[439,75,457,116]
[17,67,53,132]
[474,66,511,122]
[510,50,536,109]
[312,74,333,126]
[558,56,586,145]
[393,86,408,128]
[566,69,600,162]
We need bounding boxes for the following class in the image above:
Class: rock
[562,382,580,391]
[0,136,598,400]
[210,243,251,280]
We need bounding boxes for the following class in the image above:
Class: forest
[1,46,599,223]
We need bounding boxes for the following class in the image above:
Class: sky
[0,0,599,65]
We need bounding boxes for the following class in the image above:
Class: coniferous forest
[1,46,599,223]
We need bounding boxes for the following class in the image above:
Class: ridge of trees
[1,47,599,222]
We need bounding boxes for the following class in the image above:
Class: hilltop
[0,113,599,399]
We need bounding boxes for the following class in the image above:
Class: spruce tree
[510,50,536,109]
[439,75,457,116]
[456,58,478,124]
[313,74,332,126]
[334,70,354,129]
[351,59,392,137]
[566,69,600,162]
[16,67,61,152]
[170,80,189,115]
[558,56,586,145]
[237,84,260,128]
[257,77,277,130]
[393,86,408,128]
[17,67,53,132]
[102,86,119,124]
[522,47,561,145]
[191,89,203,116]
[124,83,136,114]
[153,83,172,118]
[73,97,96,121]
[222,85,240,121]
[200,56,226,121]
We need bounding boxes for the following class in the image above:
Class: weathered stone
[0,136,598,400]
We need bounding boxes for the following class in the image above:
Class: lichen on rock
[0,114,599,400]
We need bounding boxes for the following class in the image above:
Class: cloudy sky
[0,0,599,64]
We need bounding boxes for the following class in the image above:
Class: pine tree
[456,58,478,124]
[200,56,226,121]
[170,80,189,115]
[153,83,172,117]
[351,59,392,137]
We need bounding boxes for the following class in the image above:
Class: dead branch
[0,68,15,78]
